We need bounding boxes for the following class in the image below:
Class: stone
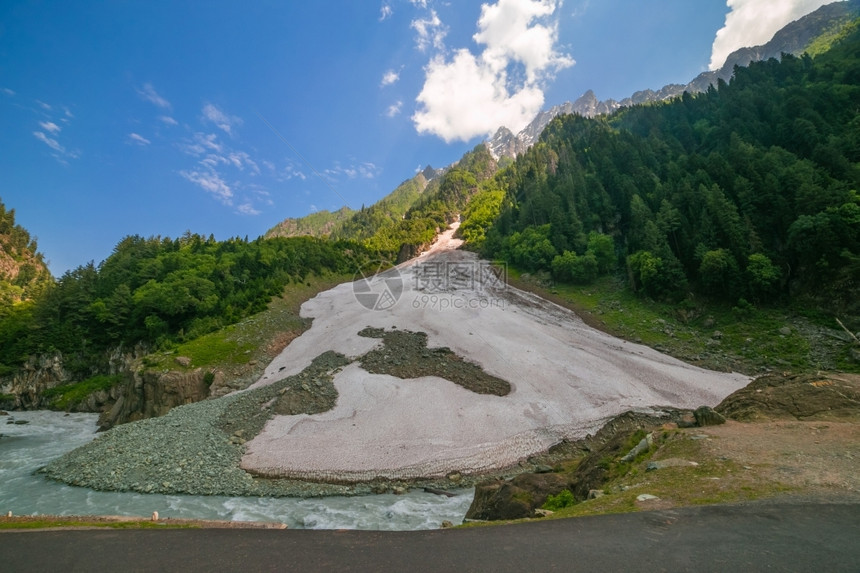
[12,420,29,425]
[587,489,605,500]
[175,356,192,367]
[779,327,792,336]
[440,520,454,528]
[447,471,462,483]
[533,509,555,517]
[647,458,699,471]
[636,494,659,502]
[711,330,723,340]
[694,406,726,426]
[392,486,407,495]
[534,465,554,474]
[0,411,8,416]
[620,433,653,462]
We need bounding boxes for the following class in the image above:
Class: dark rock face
[716,372,860,422]
[97,369,211,431]
[466,472,569,521]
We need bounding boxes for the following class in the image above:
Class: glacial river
[0,410,473,530]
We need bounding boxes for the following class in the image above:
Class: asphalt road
[2,503,859,572]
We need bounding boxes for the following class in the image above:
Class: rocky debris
[716,373,860,422]
[174,356,192,367]
[533,508,554,517]
[358,328,511,396]
[694,406,726,427]
[465,410,687,520]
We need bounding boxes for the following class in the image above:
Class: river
[0,410,473,530]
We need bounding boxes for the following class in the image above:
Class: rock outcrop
[0,346,212,431]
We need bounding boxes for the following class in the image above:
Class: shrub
[542,489,576,511]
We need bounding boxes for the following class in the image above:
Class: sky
[0,0,835,275]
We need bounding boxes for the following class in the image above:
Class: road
[2,503,859,572]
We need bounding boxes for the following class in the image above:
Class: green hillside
[264,206,355,239]
[465,24,860,319]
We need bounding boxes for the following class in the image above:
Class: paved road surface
[2,503,859,572]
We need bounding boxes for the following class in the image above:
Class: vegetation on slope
[264,206,355,239]
[466,26,860,325]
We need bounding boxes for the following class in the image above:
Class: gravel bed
[41,337,512,497]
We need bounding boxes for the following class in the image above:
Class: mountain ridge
[488,0,860,159]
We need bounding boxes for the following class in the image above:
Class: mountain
[266,166,445,243]
[265,206,355,239]
[0,197,51,306]
[488,0,860,159]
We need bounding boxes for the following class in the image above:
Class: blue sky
[0,0,832,274]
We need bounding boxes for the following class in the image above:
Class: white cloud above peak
[709,0,831,70]
[412,0,573,143]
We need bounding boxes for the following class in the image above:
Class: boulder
[694,406,726,426]
[465,472,568,521]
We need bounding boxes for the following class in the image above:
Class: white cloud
[709,0,831,70]
[39,121,61,134]
[180,132,224,156]
[136,83,171,109]
[237,203,261,216]
[33,131,64,153]
[325,161,381,181]
[159,115,178,126]
[411,10,447,52]
[36,100,52,111]
[412,0,573,142]
[381,69,400,87]
[380,2,393,20]
[386,100,404,117]
[202,103,242,135]
[127,133,151,146]
[2,88,15,96]
[180,169,233,204]
[411,0,428,8]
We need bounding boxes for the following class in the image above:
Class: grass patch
[534,431,796,522]
[42,375,121,410]
[143,273,354,372]
[507,269,858,375]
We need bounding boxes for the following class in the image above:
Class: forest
[0,232,371,377]
[465,26,859,317]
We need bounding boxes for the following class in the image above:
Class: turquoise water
[0,410,473,530]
